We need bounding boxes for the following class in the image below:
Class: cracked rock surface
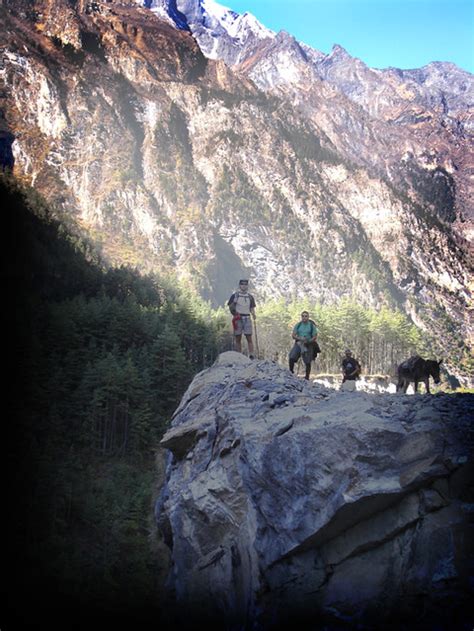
[157,352,474,629]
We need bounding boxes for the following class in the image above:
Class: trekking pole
[253,319,260,359]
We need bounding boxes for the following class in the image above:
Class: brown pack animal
[396,355,442,394]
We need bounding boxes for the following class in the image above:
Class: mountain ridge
[1,0,472,381]
[149,0,473,237]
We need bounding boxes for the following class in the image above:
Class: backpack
[228,291,254,315]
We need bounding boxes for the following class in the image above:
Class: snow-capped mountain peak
[145,0,274,63]
[227,10,275,41]
[200,0,274,40]
[201,0,238,23]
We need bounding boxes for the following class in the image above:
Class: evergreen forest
[255,298,426,377]
[3,175,228,627]
[2,173,448,628]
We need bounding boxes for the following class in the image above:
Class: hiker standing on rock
[289,311,318,380]
[227,280,256,359]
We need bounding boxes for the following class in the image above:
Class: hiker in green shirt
[289,311,318,380]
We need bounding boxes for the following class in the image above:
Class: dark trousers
[289,343,312,380]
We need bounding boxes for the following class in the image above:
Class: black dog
[397,355,442,394]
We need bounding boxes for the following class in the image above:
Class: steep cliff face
[156,0,473,241]
[1,0,472,378]
[157,352,474,629]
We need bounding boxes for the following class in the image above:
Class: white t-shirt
[234,292,253,315]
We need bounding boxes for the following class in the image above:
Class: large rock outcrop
[157,352,474,629]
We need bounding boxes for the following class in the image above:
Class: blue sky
[228,0,474,73]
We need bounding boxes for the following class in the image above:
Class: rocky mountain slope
[151,0,473,239]
[157,352,474,629]
[1,0,472,379]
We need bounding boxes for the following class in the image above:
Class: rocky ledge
[156,352,474,630]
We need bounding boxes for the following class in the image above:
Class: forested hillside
[3,170,463,627]
[255,299,428,377]
[3,174,229,627]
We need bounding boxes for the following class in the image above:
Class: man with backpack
[341,349,361,382]
[289,311,318,380]
[227,280,257,359]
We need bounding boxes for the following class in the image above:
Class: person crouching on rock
[289,311,318,380]
[227,279,256,359]
[341,349,361,383]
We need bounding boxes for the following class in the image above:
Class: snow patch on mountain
[202,0,274,40]
[145,0,274,62]
[227,11,274,42]
[147,1,190,30]
[201,0,237,24]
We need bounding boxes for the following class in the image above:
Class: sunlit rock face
[192,4,473,222]
[157,352,474,629]
[147,0,275,65]
[150,1,473,240]
[0,0,472,380]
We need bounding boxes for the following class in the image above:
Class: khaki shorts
[234,315,253,336]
